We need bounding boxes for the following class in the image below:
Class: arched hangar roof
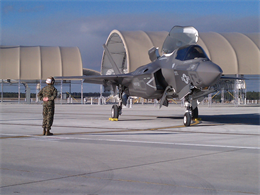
[101,30,260,75]
[0,46,83,80]
[83,68,101,76]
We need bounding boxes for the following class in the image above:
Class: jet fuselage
[126,45,222,100]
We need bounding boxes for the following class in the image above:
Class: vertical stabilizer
[103,44,123,75]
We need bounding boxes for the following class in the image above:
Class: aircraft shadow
[88,132,175,136]
[120,116,183,121]
[118,114,259,125]
[119,119,154,122]
[198,113,260,125]
[157,116,183,120]
[157,113,259,125]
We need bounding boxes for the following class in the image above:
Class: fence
[1,95,259,106]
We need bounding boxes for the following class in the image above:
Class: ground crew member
[38,77,57,136]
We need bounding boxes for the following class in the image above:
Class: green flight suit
[38,84,57,130]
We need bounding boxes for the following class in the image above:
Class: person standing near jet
[38,77,57,136]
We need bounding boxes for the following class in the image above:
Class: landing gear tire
[192,107,198,119]
[183,112,191,127]
[111,105,119,119]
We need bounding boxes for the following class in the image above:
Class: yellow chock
[109,118,118,121]
[194,118,202,121]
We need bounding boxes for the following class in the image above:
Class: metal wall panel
[0,46,20,79]
[0,46,82,80]
[60,47,83,77]
[222,33,260,74]
[245,33,260,50]
[200,33,238,74]
[20,46,41,80]
[123,31,154,72]
[41,47,62,79]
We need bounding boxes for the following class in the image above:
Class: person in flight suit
[38,77,57,136]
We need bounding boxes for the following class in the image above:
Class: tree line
[246,91,260,100]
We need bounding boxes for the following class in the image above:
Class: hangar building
[0,46,100,80]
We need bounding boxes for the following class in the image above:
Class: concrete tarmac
[0,103,259,195]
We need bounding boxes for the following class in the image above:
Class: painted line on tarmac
[0,120,200,139]
[88,138,260,150]
[7,134,259,150]
[2,133,259,151]
[1,119,259,139]
[73,138,260,150]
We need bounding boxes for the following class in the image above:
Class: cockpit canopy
[162,26,199,54]
[176,45,209,61]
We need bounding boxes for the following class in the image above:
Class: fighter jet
[56,26,227,126]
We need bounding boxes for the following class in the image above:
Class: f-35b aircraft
[57,26,230,126]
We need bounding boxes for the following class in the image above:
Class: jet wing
[55,74,134,86]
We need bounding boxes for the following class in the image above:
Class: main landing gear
[183,99,199,127]
[111,104,121,119]
[110,85,124,121]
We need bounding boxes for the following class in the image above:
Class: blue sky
[1,0,259,92]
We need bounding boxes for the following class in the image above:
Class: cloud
[3,4,45,14]
[18,5,45,13]
[191,15,260,33]
[76,13,259,36]
[3,5,14,14]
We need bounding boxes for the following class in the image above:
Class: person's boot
[43,128,46,136]
[46,129,53,136]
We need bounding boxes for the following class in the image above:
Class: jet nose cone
[196,61,223,87]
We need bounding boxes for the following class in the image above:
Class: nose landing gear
[183,100,199,126]
[184,111,192,126]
